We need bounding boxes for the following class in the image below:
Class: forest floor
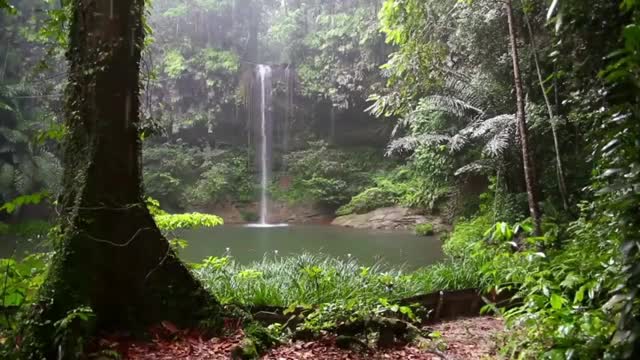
[94,316,504,359]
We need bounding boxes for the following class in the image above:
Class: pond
[178,224,443,269]
[0,225,443,270]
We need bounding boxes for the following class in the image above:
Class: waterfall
[257,64,271,224]
[246,64,287,228]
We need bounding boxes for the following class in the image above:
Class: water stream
[257,64,271,225]
[249,64,287,228]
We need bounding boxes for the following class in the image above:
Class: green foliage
[0,1,16,14]
[154,213,224,233]
[415,223,434,236]
[481,214,624,358]
[337,163,451,214]
[0,253,49,331]
[0,192,49,214]
[144,144,254,209]
[196,253,412,307]
[1,220,51,238]
[435,207,626,358]
[53,306,96,359]
[279,141,388,208]
[184,154,255,206]
[163,50,187,78]
[194,252,481,309]
[336,187,396,216]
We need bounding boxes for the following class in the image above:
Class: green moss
[415,223,434,236]
[230,323,279,359]
[244,323,280,352]
[231,338,258,359]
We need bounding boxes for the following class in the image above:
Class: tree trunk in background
[505,0,543,235]
[22,0,219,357]
[524,12,569,211]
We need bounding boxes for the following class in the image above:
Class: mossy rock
[231,339,259,359]
[231,323,280,359]
[415,223,435,236]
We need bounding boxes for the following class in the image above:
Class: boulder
[331,206,450,232]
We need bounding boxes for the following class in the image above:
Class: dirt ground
[93,316,504,359]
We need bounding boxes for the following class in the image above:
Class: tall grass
[193,252,484,307]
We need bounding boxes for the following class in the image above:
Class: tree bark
[505,0,543,235]
[22,1,219,357]
[523,10,569,211]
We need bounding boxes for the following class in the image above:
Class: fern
[386,134,451,154]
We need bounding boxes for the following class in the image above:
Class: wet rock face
[202,201,334,225]
[331,206,450,233]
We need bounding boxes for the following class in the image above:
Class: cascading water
[247,64,287,228]
[258,64,270,224]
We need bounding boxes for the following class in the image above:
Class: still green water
[178,225,443,269]
[0,225,443,269]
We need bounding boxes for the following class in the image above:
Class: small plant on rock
[415,223,434,236]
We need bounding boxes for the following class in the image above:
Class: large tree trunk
[505,0,543,235]
[22,1,219,357]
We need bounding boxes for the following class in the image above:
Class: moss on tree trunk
[21,1,220,357]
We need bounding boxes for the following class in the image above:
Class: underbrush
[0,220,51,238]
[273,141,394,209]
[336,164,452,216]
[441,206,628,359]
[143,144,255,210]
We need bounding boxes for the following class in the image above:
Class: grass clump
[193,253,419,307]
[415,223,434,236]
[193,252,485,308]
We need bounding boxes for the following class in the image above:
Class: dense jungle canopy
[0,0,639,359]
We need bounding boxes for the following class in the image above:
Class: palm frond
[454,160,494,176]
[422,95,484,117]
[469,114,514,138]
[386,134,451,155]
[483,125,515,157]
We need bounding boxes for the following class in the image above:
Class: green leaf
[550,293,567,310]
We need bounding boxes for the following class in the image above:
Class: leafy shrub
[184,154,254,206]
[415,223,434,236]
[279,141,388,207]
[143,143,200,208]
[147,196,223,236]
[154,213,223,233]
[443,215,493,258]
[143,144,254,209]
[0,253,50,331]
[335,187,396,216]
[438,208,625,358]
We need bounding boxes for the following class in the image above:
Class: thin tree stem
[523,7,569,211]
[505,0,543,235]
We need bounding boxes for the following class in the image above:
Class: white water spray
[246,65,287,228]
[258,64,270,224]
